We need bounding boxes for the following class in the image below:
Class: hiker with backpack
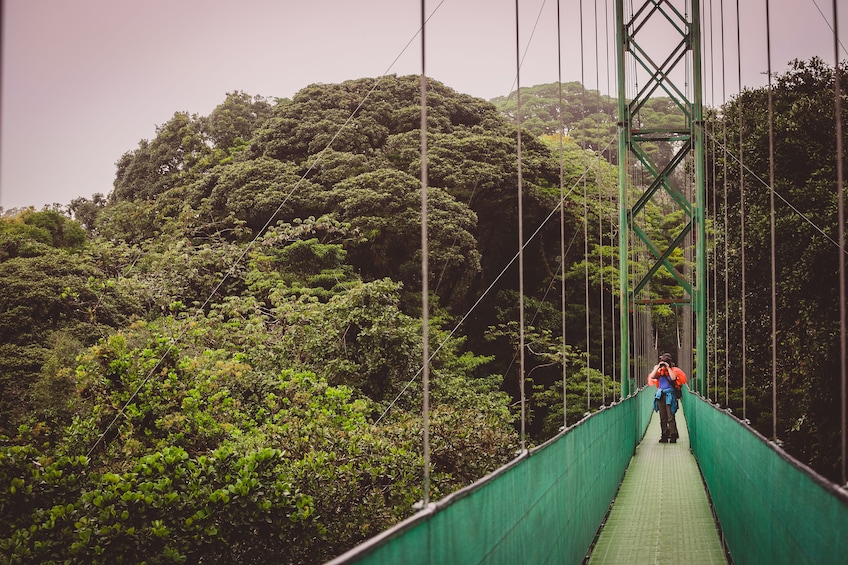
[648,352,688,443]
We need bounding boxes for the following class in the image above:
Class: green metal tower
[616,0,707,396]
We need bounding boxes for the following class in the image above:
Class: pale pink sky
[1,0,844,210]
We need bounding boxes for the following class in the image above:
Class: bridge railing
[685,387,848,565]
[326,387,655,565]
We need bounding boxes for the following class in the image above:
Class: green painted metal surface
[327,386,848,564]
[616,0,709,394]
[687,388,848,564]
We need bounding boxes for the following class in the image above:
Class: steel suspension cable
[712,121,719,399]
[594,0,606,403]
[624,0,635,393]
[714,0,722,399]
[680,0,694,381]
[515,0,527,452]
[709,0,718,400]
[833,0,847,487]
[86,1,453,458]
[557,0,568,429]
[684,139,694,381]
[736,0,748,421]
[580,0,591,411]
[607,17,618,397]
[375,168,594,425]
[816,0,848,58]
[610,161,618,395]
[621,12,634,377]
[710,133,848,250]
[721,0,730,407]
[505,0,550,97]
[375,74,622,428]
[765,0,779,442]
[419,0,431,507]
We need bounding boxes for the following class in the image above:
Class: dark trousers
[658,400,678,439]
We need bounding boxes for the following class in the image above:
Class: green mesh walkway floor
[587,406,727,564]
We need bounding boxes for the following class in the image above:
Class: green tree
[201,90,274,150]
[112,112,212,202]
[0,209,87,259]
[326,169,482,307]
[205,157,322,235]
[0,250,135,437]
[713,57,847,481]
[69,193,107,233]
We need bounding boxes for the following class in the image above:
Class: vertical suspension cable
[683,147,693,379]
[610,160,618,395]
[736,0,747,420]
[833,0,847,486]
[642,308,647,383]
[622,0,636,392]
[610,170,617,395]
[709,0,718,401]
[419,0,431,507]
[606,0,618,392]
[684,0,696,377]
[721,0,730,407]
[712,124,719,400]
[636,307,642,383]
[594,0,605,403]
[627,0,638,395]
[557,0,569,429]
[515,0,527,452]
[765,0,778,441]
[630,224,636,391]
[677,310,681,350]
[684,0,691,383]
[580,0,592,411]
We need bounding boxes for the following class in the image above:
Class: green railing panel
[327,388,655,565]
[686,388,848,565]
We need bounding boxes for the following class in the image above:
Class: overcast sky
[1,0,844,210]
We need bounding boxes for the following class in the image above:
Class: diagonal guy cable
[709,132,847,254]
[376,136,618,425]
[87,0,450,458]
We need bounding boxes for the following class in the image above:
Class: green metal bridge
[327,387,848,564]
[329,0,848,562]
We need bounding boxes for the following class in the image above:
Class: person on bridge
[647,352,687,443]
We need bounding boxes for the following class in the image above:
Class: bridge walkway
[588,406,726,564]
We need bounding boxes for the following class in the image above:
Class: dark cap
[660,352,673,363]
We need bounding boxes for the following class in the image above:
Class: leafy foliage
[0,74,703,562]
[710,57,847,481]
[1,445,318,564]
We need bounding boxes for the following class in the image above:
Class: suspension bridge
[321,0,848,563]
